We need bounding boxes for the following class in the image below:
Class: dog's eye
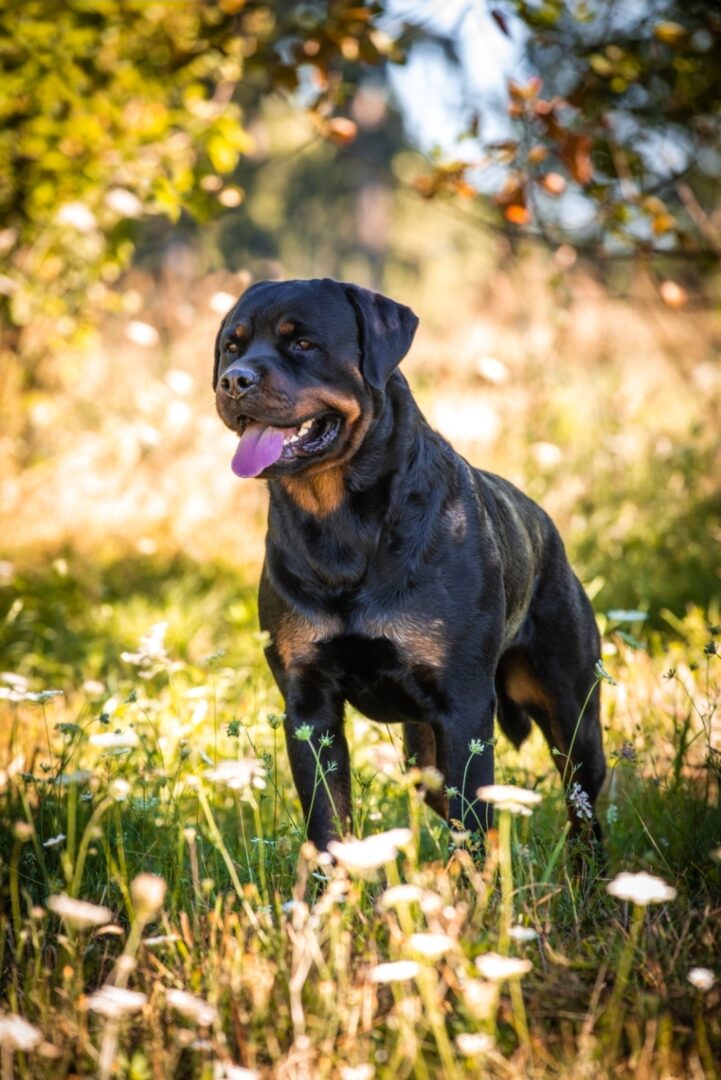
[226,342,239,354]
[293,339,314,352]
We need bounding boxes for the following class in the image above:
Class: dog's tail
[496,692,532,749]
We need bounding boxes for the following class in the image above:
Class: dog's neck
[264,374,444,594]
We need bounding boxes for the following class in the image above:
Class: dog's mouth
[231,412,342,477]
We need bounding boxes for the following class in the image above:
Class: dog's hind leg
[500,646,606,846]
[404,722,448,818]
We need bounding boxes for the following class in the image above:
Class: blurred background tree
[3,0,721,366]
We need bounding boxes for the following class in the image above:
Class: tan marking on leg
[503,655,567,750]
[504,662,553,712]
[275,611,342,668]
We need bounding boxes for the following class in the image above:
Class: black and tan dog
[214,278,606,851]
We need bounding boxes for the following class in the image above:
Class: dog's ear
[212,312,230,391]
[345,285,419,390]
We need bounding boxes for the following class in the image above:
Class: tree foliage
[0,0,393,353]
[414,1,721,268]
[2,0,720,359]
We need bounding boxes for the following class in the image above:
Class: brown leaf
[505,204,531,225]
[659,280,688,308]
[539,172,566,196]
[326,117,358,145]
[560,133,592,184]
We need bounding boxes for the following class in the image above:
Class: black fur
[214,278,606,850]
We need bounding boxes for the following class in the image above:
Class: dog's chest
[274,600,448,672]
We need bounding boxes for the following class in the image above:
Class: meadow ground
[0,259,720,1077]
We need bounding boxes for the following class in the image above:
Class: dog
[214,278,606,851]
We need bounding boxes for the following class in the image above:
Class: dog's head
[214,278,418,479]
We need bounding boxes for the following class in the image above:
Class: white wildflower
[455,1031,494,1055]
[143,934,181,947]
[461,978,498,1019]
[0,688,24,703]
[477,784,542,815]
[369,960,420,984]
[328,828,413,875]
[109,778,131,801]
[568,782,593,822]
[22,686,63,704]
[475,952,532,981]
[688,967,715,992]
[86,985,147,1018]
[0,755,24,793]
[166,988,218,1027]
[213,1063,260,1080]
[104,188,143,218]
[204,758,266,794]
[57,770,92,786]
[340,1067,374,1080]
[606,871,677,906]
[121,621,168,665]
[47,894,113,928]
[95,924,124,937]
[407,933,455,960]
[508,925,538,943]
[88,731,139,750]
[1,673,28,692]
[0,1013,42,1050]
[42,834,66,849]
[56,202,97,232]
[82,679,106,696]
[378,884,425,909]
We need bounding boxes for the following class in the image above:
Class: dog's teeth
[298,420,313,436]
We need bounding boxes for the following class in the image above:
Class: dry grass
[1,255,720,1077]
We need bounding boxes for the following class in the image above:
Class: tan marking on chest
[275,611,343,668]
[280,468,346,516]
[363,614,448,668]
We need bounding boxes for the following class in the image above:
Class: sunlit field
[1,242,720,1077]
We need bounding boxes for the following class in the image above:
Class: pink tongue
[231,423,285,478]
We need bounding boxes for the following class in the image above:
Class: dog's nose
[219,366,260,398]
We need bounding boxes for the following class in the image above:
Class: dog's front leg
[434,683,496,837]
[283,675,351,850]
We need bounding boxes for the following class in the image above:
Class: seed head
[131,873,167,916]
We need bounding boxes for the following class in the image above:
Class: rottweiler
[214,278,606,851]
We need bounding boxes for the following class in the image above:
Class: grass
[0,252,719,1075]
[1,552,719,1078]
